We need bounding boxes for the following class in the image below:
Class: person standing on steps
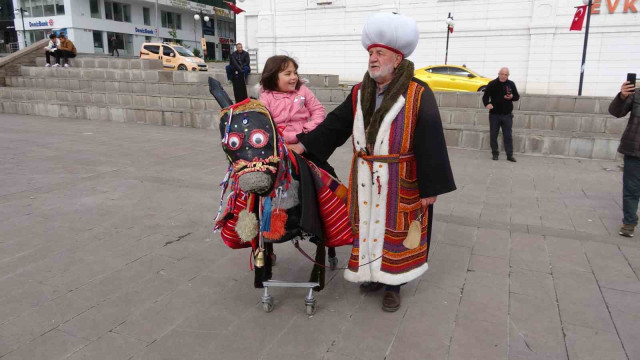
[482,67,520,162]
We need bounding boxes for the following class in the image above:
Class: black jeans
[55,50,76,65]
[623,155,640,225]
[45,51,54,64]
[489,113,513,156]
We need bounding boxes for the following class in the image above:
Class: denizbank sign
[135,27,154,35]
[28,19,54,27]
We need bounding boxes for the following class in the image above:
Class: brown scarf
[360,59,415,148]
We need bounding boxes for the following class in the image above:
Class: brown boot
[382,291,401,312]
[619,224,636,237]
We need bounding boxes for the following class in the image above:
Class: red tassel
[263,209,288,240]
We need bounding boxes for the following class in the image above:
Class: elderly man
[290,13,456,312]
[482,67,520,162]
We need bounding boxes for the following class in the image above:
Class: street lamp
[445,13,454,65]
[14,8,29,48]
[578,0,593,96]
[193,13,210,54]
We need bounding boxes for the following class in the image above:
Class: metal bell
[254,249,265,268]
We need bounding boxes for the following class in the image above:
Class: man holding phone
[609,73,639,237]
[482,67,520,162]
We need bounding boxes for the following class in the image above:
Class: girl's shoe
[328,256,338,270]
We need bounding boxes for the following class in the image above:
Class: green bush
[192,48,201,58]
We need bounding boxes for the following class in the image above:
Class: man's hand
[421,196,437,210]
[287,143,305,154]
[621,81,636,100]
[504,94,513,100]
[486,104,494,110]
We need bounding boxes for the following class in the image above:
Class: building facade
[12,0,236,60]
[236,0,639,96]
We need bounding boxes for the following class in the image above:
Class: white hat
[361,13,419,58]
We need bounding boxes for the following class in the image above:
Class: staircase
[0,43,625,160]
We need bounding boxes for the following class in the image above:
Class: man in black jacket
[609,80,639,237]
[226,43,250,82]
[482,67,520,162]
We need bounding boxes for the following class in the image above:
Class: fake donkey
[209,78,353,314]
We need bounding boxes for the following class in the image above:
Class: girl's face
[277,61,298,92]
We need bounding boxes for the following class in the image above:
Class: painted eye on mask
[249,129,269,148]
[226,132,244,150]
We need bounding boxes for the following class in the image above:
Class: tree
[168,26,181,44]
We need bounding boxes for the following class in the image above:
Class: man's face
[367,47,401,83]
[236,44,243,52]
[498,69,510,82]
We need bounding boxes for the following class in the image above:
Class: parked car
[414,65,491,92]
[140,42,208,71]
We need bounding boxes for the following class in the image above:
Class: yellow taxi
[414,65,491,92]
[140,42,208,71]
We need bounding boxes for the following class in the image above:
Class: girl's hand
[287,143,305,154]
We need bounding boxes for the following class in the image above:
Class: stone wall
[0,39,49,87]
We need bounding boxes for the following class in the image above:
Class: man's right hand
[621,81,636,100]
[486,104,494,110]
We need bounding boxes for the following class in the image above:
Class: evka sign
[591,0,638,13]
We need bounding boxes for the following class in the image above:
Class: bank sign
[28,19,54,27]
[135,27,155,35]
[591,0,638,13]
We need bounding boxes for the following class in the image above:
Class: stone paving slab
[0,114,639,360]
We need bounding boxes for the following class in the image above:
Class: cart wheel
[270,253,277,266]
[263,302,274,312]
[306,304,316,315]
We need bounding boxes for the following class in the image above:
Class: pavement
[0,114,639,360]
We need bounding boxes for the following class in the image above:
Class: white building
[235,0,640,96]
[13,0,237,60]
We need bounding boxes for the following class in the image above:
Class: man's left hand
[504,94,513,100]
[421,196,437,210]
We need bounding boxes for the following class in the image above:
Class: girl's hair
[49,34,56,39]
[260,55,302,92]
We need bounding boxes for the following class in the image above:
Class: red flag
[448,26,453,34]
[224,1,245,15]
[570,5,588,31]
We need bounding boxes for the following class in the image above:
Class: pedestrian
[609,78,639,237]
[226,43,251,82]
[482,67,520,162]
[289,13,456,312]
[43,33,58,67]
[109,35,119,57]
[53,33,76,68]
[258,55,340,269]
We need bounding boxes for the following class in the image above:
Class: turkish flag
[224,1,245,15]
[570,5,588,31]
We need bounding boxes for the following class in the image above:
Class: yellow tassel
[403,220,422,249]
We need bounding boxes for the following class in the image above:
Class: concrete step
[434,92,613,115]
[35,56,163,70]
[443,125,620,160]
[0,98,217,129]
[0,85,343,115]
[439,107,624,136]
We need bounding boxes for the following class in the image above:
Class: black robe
[298,78,456,199]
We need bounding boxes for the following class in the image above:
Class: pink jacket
[259,85,326,144]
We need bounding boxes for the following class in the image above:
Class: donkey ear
[208,77,233,109]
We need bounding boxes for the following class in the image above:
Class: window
[143,44,160,54]
[162,45,175,57]
[90,0,101,18]
[428,67,448,74]
[92,30,103,52]
[104,1,131,22]
[20,0,65,17]
[55,0,64,15]
[161,11,181,29]
[143,7,151,26]
[105,1,113,19]
[145,36,152,42]
[449,68,471,77]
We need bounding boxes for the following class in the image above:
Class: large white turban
[361,13,419,58]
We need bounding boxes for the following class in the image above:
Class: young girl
[259,55,339,269]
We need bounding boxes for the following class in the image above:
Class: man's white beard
[368,63,395,80]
